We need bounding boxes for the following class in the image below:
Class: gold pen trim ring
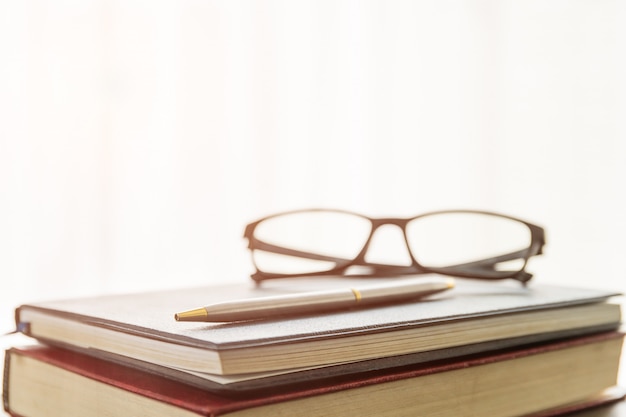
[351,288,362,303]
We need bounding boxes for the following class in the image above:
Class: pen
[174,277,455,322]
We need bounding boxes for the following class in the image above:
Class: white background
[1,0,625,390]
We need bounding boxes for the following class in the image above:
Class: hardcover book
[4,332,625,417]
[13,278,621,390]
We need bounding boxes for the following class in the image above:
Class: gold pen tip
[446,279,456,289]
[174,308,208,322]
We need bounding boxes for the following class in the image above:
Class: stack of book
[3,277,625,417]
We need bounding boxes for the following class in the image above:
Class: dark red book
[4,332,625,417]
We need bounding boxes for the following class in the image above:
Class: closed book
[3,332,625,417]
[14,278,621,390]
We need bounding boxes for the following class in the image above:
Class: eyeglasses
[244,209,546,284]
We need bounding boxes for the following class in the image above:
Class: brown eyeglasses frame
[244,209,546,285]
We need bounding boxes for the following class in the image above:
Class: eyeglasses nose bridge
[371,217,409,228]
[358,219,414,263]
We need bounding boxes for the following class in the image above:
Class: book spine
[3,349,10,413]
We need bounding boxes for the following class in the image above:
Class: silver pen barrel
[175,278,454,322]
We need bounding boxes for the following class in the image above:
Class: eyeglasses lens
[406,212,531,272]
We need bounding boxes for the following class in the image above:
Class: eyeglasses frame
[244,209,546,285]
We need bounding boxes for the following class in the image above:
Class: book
[13,278,622,390]
[3,332,625,417]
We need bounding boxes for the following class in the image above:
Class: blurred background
[1,0,625,339]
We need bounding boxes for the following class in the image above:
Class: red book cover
[4,332,625,417]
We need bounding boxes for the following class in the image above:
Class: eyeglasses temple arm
[446,248,530,270]
[249,243,532,270]
[249,240,352,264]
[440,248,539,283]
[249,239,542,284]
